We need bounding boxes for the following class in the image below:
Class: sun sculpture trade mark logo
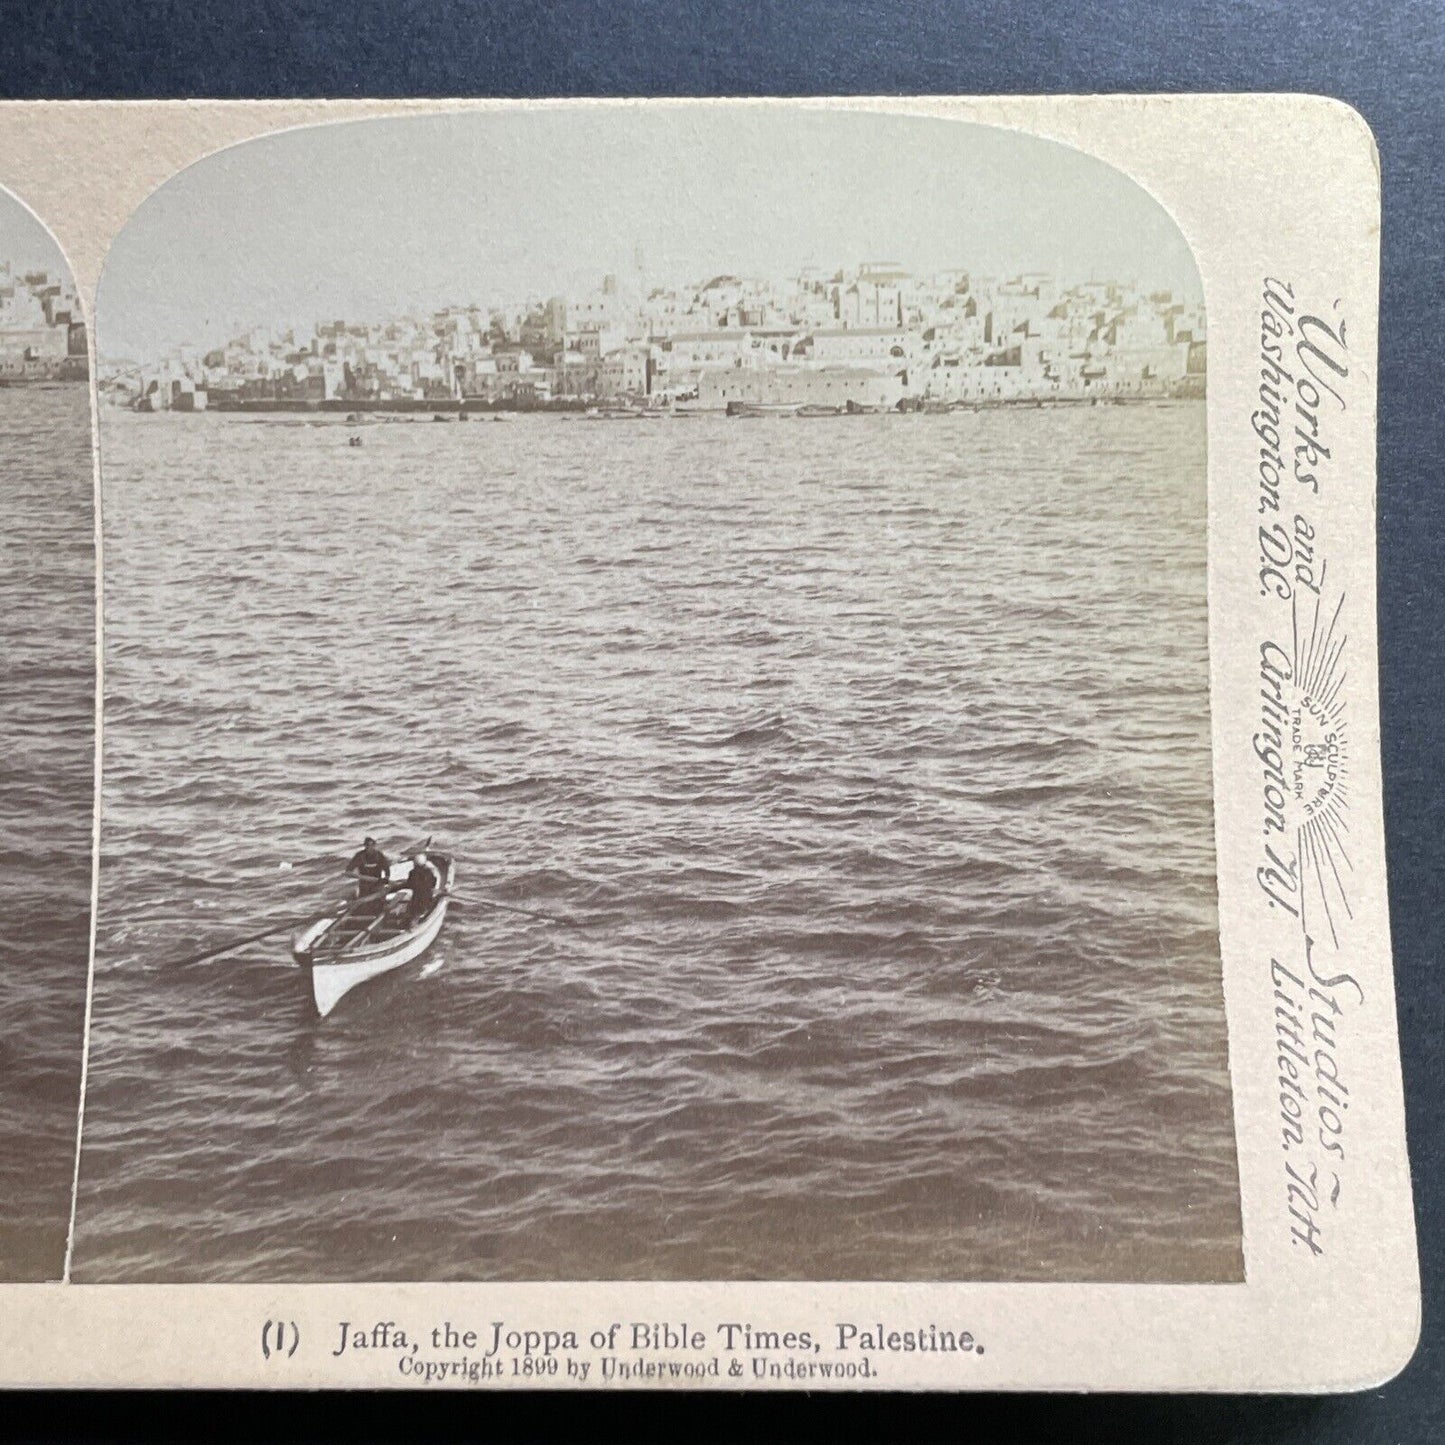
[1288,588,1351,950]
[1258,583,1352,949]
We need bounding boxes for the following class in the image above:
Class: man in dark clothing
[345,836,391,911]
[402,851,442,925]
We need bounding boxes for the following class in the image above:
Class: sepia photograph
[68,106,1241,1286]
[0,184,94,1281]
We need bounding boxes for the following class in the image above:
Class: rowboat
[293,852,455,1017]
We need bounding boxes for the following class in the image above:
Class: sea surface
[0,385,94,1280]
[74,401,1242,1283]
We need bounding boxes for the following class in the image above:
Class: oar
[448,895,592,928]
[166,891,365,968]
[166,915,318,969]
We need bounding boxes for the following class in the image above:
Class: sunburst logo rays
[1291,585,1351,949]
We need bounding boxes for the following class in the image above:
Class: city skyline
[1,189,88,383]
[112,257,1186,367]
[98,107,1203,361]
[116,262,1206,415]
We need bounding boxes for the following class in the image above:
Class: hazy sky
[100,106,1202,362]
[0,184,69,278]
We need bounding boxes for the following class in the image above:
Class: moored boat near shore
[726,400,801,418]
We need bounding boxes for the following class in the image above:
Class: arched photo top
[0,181,90,382]
[94,105,1203,372]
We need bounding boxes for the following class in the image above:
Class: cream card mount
[0,95,1416,1391]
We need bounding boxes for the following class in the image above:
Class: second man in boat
[399,850,442,924]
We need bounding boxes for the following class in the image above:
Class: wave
[71,400,1236,1285]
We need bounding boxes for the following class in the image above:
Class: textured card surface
[0,95,1417,1390]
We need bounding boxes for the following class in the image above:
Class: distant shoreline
[120,391,1205,418]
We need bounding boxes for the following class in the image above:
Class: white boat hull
[294,854,454,1017]
[308,897,449,1017]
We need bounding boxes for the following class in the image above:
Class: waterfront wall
[698,364,904,410]
[0,354,88,383]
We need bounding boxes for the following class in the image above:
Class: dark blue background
[3,3,1440,1441]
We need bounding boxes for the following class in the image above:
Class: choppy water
[0,385,94,1281]
[74,401,1241,1283]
